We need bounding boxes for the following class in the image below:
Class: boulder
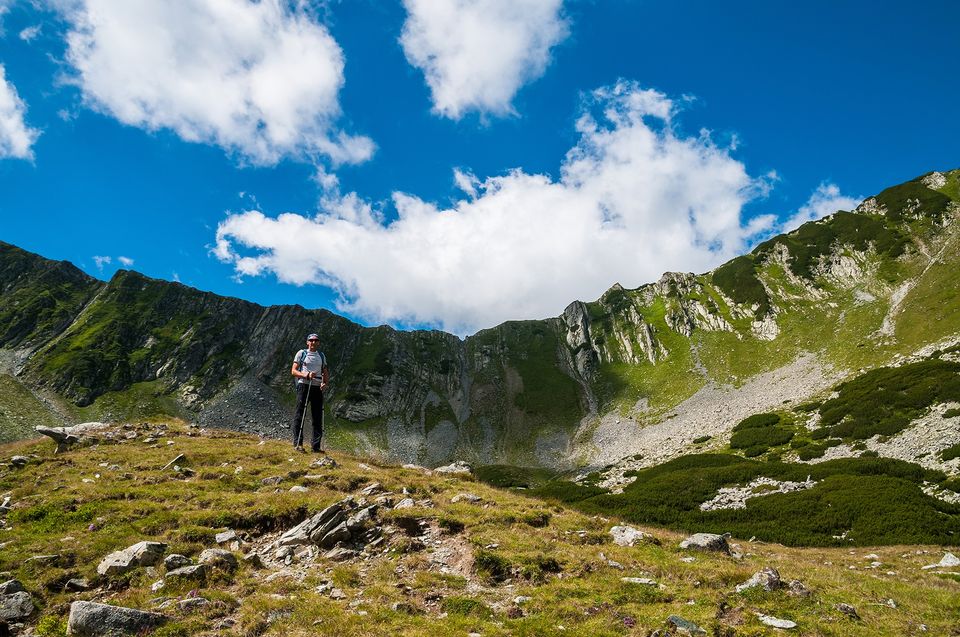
[64,578,90,592]
[394,498,416,510]
[9,457,28,469]
[666,615,706,636]
[678,533,730,553]
[214,530,237,544]
[0,582,23,596]
[734,567,782,593]
[757,613,797,629]
[345,506,377,533]
[198,549,238,571]
[0,591,33,621]
[67,601,167,637]
[835,603,860,620]
[97,541,167,576]
[279,500,349,547]
[921,552,960,570]
[451,493,482,504]
[317,522,351,549]
[610,525,659,546]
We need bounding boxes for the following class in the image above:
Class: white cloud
[117,255,134,267]
[92,255,111,271]
[19,24,41,41]
[59,0,373,165]
[400,0,569,119]
[215,82,781,335]
[0,64,40,160]
[781,182,862,232]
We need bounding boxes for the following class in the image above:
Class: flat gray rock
[735,567,782,593]
[434,460,472,474]
[163,554,193,570]
[198,548,238,571]
[610,525,658,546]
[97,541,167,576]
[67,601,167,636]
[0,591,34,621]
[757,613,797,629]
[164,564,207,584]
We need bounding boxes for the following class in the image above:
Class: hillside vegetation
[1,423,958,636]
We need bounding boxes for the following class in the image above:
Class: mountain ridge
[2,169,959,472]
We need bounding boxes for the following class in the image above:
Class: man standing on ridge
[291,333,329,453]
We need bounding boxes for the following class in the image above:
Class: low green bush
[940,443,960,462]
[943,407,960,418]
[730,426,793,450]
[693,435,712,444]
[796,445,826,460]
[733,413,781,431]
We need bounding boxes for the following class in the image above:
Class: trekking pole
[297,379,312,448]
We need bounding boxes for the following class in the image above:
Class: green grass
[0,373,63,443]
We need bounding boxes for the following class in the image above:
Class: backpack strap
[295,349,307,370]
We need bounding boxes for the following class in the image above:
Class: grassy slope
[0,374,63,443]
[2,424,958,636]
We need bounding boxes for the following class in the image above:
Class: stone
[835,603,860,620]
[434,460,472,475]
[394,498,416,510]
[261,476,283,486]
[346,506,377,533]
[311,457,338,468]
[97,541,167,576]
[678,533,729,553]
[8,457,28,469]
[0,582,23,596]
[318,522,351,549]
[359,482,383,497]
[667,614,706,635]
[450,493,482,504]
[163,554,192,570]
[198,548,238,571]
[329,588,347,600]
[757,613,797,629]
[786,579,811,597]
[163,564,207,585]
[214,530,237,544]
[35,426,80,453]
[67,601,167,637]
[0,591,33,621]
[621,577,660,587]
[324,547,357,561]
[280,500,349,547]
[735,567,782,593]
[921,552,960,570]
[243,552,264,568]
[64,578,91,592]
[177,597,209,611]
[289,485,309,493]
[610,525,658,546]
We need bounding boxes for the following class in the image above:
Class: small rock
[621,577,660,587]
[757,613,797,629]
[163,564,207,585]
[735,567,782,593]
[0,582,24,596]
[261,476,284,486]
[9,457,29,468]
[0,591,33,621]
[610,525,658,546]
[359,482,383,497]
[214,530,237,544]
[921,552,960,570]
[329,588,347,600]
[434,460,472,475]
[678,533,730,553]
[163,554,192,570]
[667,614,706,635]
[514,596,532,605]
[198,548,238,571]
[394,498,416,510]
[311,457,338,468]
[786,579,811,597]
[24,554,59,565]
[835,603,860,620]
[289,485,309,493]
[243,552,264,569]
[97,541,167,576]
[177,597,209,611]
[450,493,482,504]
[67,601,167,637]
[324,547,358,561]
[64,578,91,592]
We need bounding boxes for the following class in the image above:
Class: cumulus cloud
[59,0,373,165]
[400,0,569,119]
[781,182,862,232]
[117,255,134,267]
[215,82,785,335]
[92,255,111,271]
[0,64,40,160]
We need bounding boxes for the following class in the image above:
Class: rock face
[67,601,167,637]
[0,590,33,622]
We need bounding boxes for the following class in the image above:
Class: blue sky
[0,1,957,335]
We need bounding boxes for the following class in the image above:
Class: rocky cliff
[2,170,959,468]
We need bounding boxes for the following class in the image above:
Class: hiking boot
[312,447,324,454]
[294,445,306,453]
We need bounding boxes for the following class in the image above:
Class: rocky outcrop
[97,541,166,576]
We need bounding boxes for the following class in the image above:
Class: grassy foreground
[1,422,958,636]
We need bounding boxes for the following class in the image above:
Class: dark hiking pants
[291,382,323,450]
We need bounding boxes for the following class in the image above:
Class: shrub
[743,446,767,458]
[730,427,794,450]
[442,597,491,618]
[693,435,712,444]
[944,407,960,418]
[796,445,826,460]
[860,450,879,458]
[940,444,960,462]
[711,256,769,316]
[810,427,831,440]
[474,550,512,583]
[819,360,960,439]
[521,511,551,528]
[733,413,781,431]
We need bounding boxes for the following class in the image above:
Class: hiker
[291,333,329,452]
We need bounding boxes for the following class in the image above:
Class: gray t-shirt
[294,349,326,386]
